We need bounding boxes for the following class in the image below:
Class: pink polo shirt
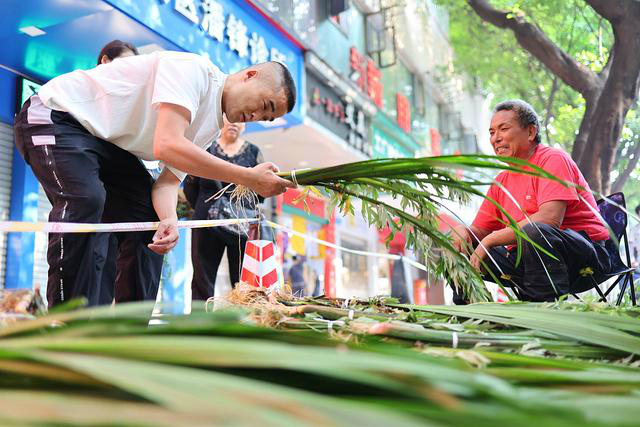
[473,145,609,241]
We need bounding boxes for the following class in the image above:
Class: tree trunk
[581,20,640,194]
[572,95,598,165]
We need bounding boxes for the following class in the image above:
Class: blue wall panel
[1,69,39,289]
[0,68,17,124]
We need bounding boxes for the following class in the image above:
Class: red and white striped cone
[496,287,509,303]
[240,240,279,288]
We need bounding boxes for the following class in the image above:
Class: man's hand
[470,244,488,272]
[246,162,296,198]
[148,218,179,254]
[470,236,497,272]
[451,224,473,254]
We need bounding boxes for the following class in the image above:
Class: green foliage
[435,0,611,152]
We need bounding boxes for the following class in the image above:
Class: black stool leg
[616,274,630,306]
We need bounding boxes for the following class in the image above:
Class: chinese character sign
[396,93,411,133]
[350,47,384,108]
[175,0,199,24]
[430,128,441,156]
[227,14,249,58]
[349,47,367,93]
[312,88,345,123]
[163,0,293,69]
[367,60,383,108]
[200,0,225,42]
[249,32,269,64]
[307,72,369,156]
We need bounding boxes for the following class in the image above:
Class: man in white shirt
[14,51,296,308]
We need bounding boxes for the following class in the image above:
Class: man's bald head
[222,61,297,123]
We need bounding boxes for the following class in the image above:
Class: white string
[0,218,259,233]
[290,169,299,187]
[452,332,459,349]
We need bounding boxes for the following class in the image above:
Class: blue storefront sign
[105,0,304,131]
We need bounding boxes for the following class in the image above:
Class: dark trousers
[454,222,612,302]
[191,228,247,300]
[14,96,163,308]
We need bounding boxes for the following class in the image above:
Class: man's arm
[148,168,181,254]
[470,200,567,270]
[153,103,295,197]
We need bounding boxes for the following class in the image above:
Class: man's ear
[528,124,537,143]
[244,69,258,81]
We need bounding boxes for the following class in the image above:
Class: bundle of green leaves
[1,300,639,426]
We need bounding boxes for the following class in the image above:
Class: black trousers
[454,222,612,302]
[191,227,247,300]
[14,96,163,308]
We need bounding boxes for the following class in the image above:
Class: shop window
[462,133,478,154]
[329,0,351,34]
[329,0,348,16]
[364,2,400,68]
[340,238,369,296]
[412,74,425,117]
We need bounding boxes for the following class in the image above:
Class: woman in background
[184,118,265,300]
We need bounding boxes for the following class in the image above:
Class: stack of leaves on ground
[1,290,640,426]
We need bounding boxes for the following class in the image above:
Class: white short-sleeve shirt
[38,51,226,181]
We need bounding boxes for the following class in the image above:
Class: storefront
[0,0,303,295]
[276,188,334,297]
[371,110,422,159]
[334,201,379,299]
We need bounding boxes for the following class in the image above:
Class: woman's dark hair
[97,40,139,65]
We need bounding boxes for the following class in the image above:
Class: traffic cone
[496,287,508,303]
[240,240,279,288]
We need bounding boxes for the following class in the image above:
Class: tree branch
[583,0,627,22]
[467,0,602,96]
[611,139,640,193]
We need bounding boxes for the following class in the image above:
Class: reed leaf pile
[1,294,639,426]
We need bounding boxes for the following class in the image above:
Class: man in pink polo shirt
[451,100,612,302]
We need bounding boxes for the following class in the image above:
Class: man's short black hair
[97,40,139,65]
[493,99,541,144]
[635,204,640,216]
[272,61,296,113]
